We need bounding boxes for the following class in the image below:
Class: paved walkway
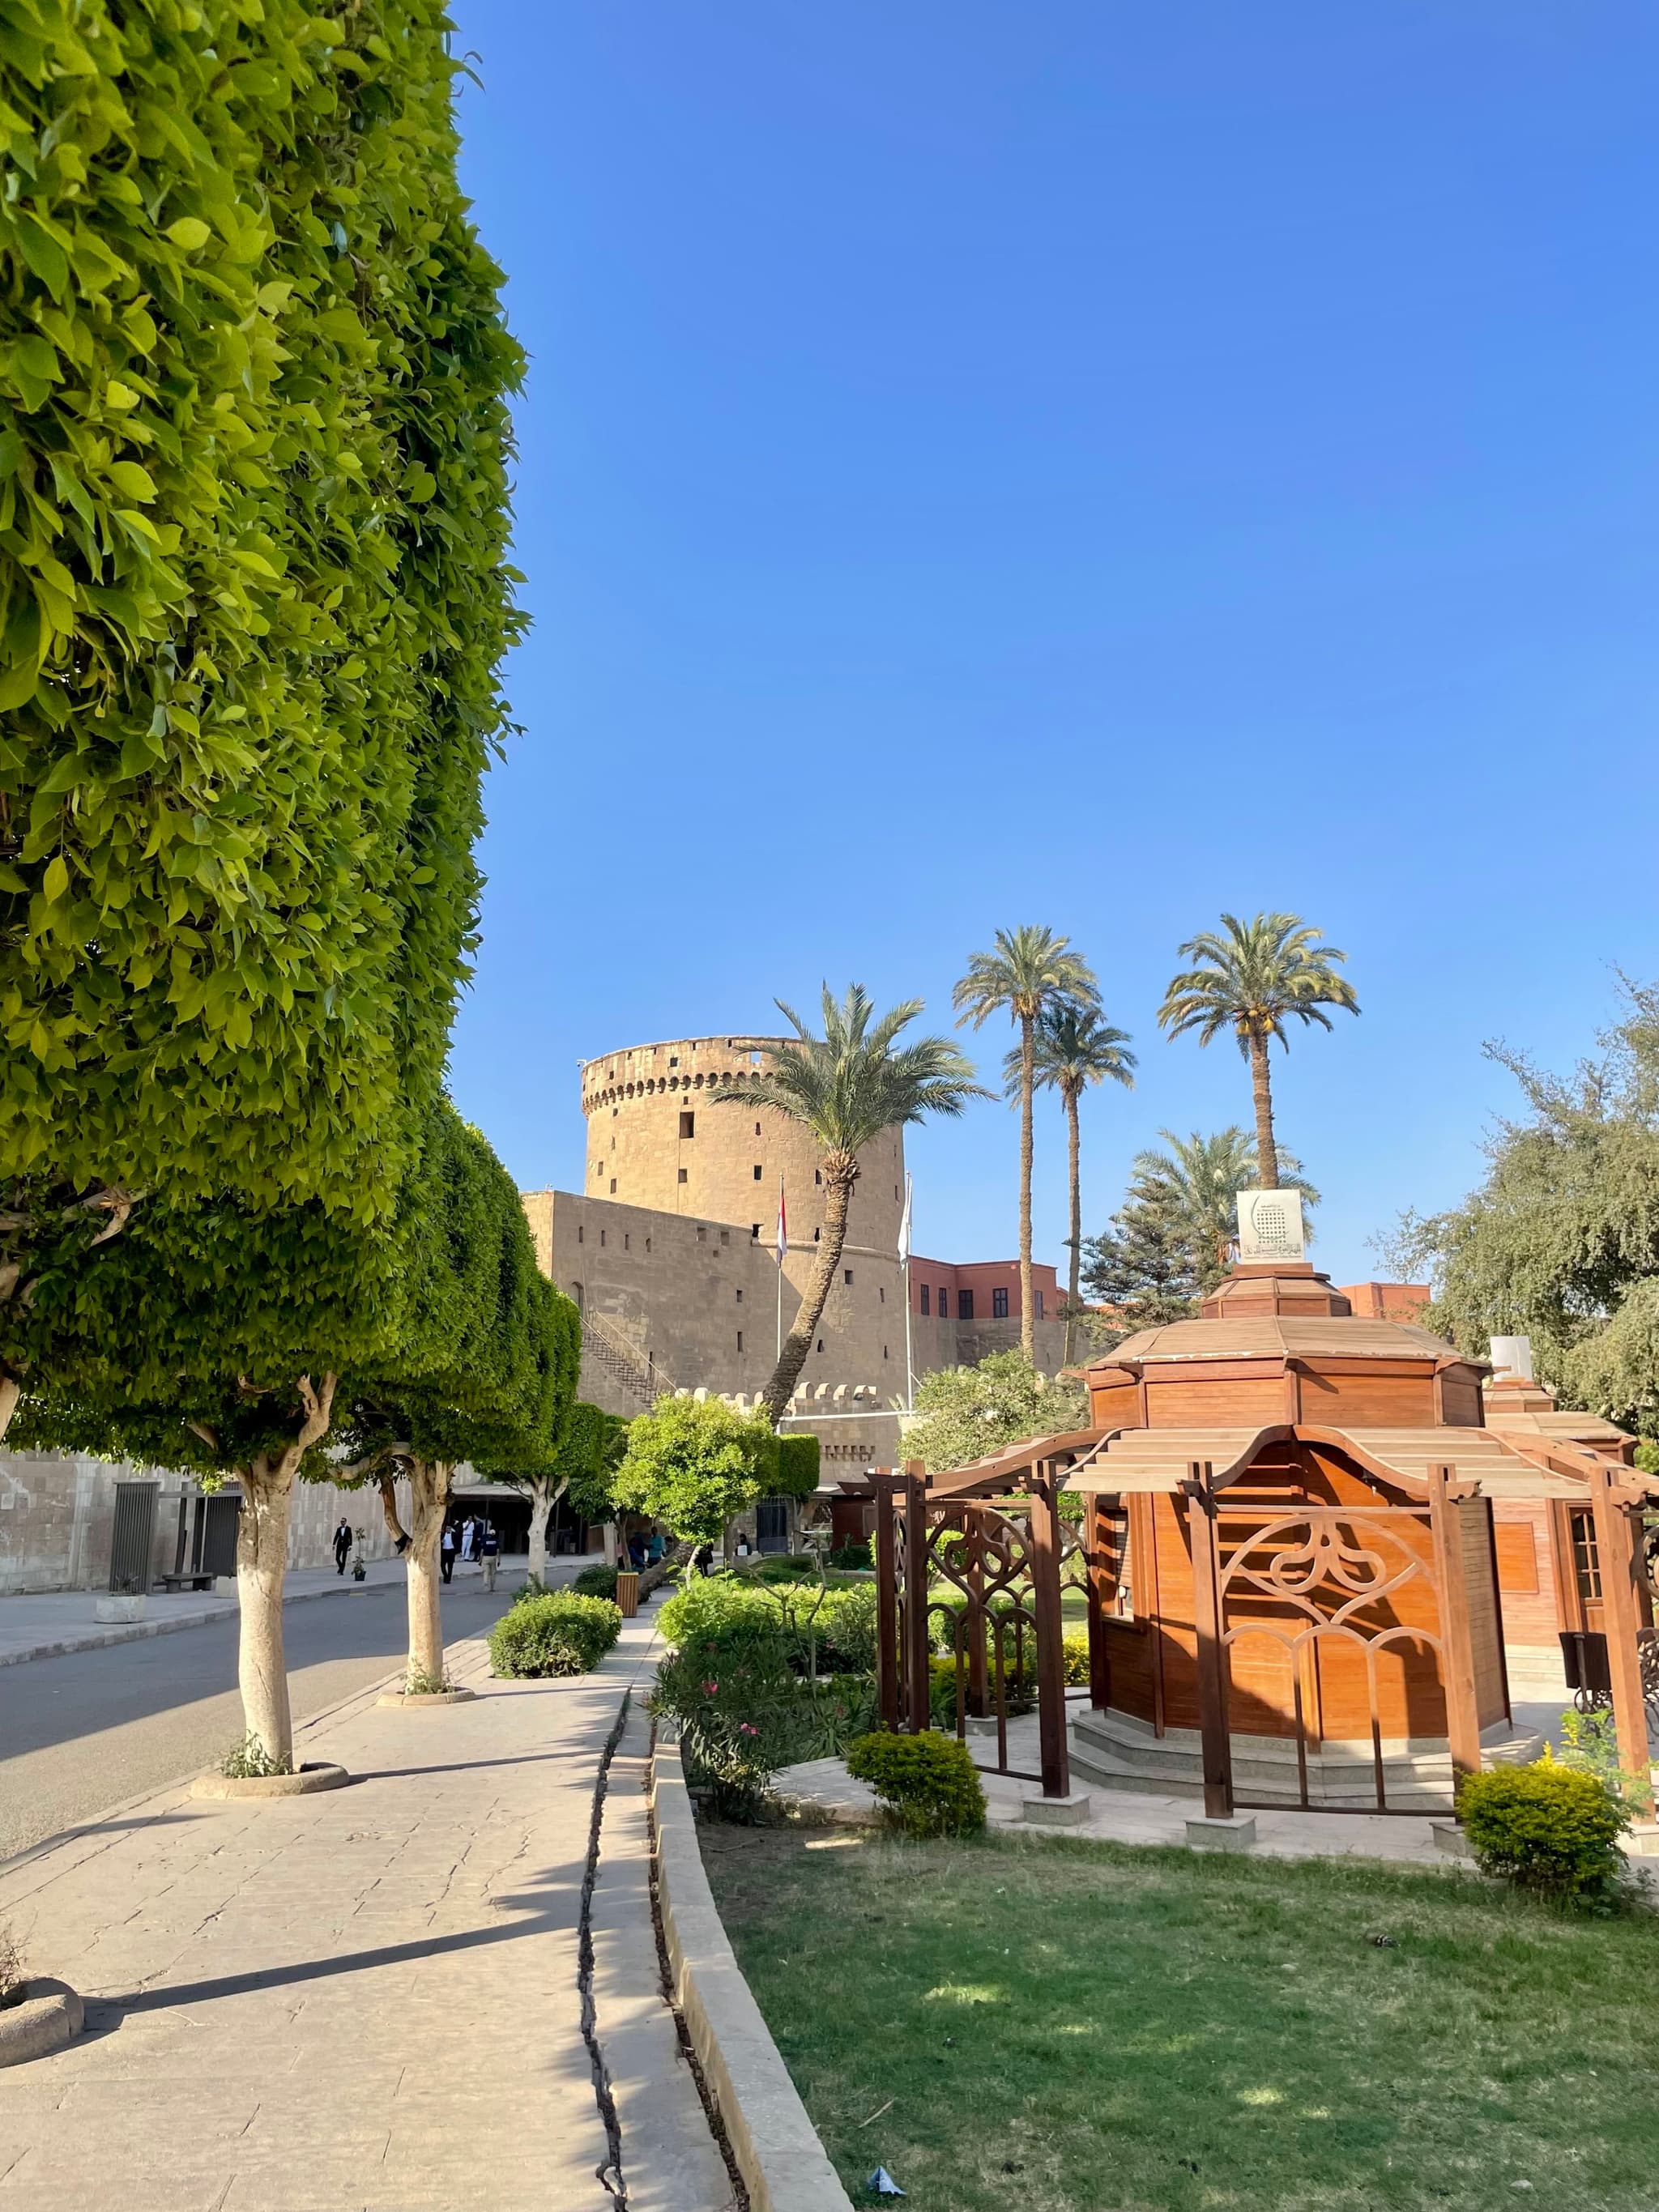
[0,1555,584,1668]
[0,1603,735,2212]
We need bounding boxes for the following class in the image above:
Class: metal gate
[109,1481,159,1594]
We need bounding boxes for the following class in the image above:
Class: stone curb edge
[650,1735,855,2212]
[0,1571,411,1670]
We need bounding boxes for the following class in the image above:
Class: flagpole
[899,1172,916,1413]
[775,1173,786,1362]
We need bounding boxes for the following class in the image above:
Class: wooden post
[1590,1465,1653,1805]
[1029,1464,1071,1799]
[966,1507,988,1719]
[903,1461,932,1735]
[1184,1462,1233,1820]
[1085,1494,1110,1711]
[872,1473,900,1732]
[1426,1462,1482,1789]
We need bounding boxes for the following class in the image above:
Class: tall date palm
[955,927,1098,1360]
[718,987,985,1425]
[1158,912,1358,1189]
[1009,1003,1137,1363]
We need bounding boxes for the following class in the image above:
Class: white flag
[898,1173,913,1266]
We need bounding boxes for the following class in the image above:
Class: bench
[154,1571,218,1593]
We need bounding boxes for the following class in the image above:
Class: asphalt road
[0,1575,522,1863]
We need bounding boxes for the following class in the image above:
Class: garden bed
[700,1821,1659,2211]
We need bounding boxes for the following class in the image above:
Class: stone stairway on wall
[1068,1705,1543,1814]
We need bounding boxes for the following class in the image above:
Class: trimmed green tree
[612,1396,780,1554]
[0,0,522,1438]
[906,1350,1089,1475]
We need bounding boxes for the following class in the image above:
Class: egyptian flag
[776,1176,787,1267]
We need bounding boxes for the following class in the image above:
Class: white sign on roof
[1235,1187,1306,1264]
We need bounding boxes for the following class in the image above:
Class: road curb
[0,1571,409,1670]
[650,1733,855,2212]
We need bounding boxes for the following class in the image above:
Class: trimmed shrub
[828,1537,873,1571]
[1457,1758,1630,1903]
[1063,1633,1091,1686]
[825,1582,882,1675]
[571,1563,620,1600]
[489,1592,621,1679]
[774,1434,822,1500]
[846,1731,987,1839]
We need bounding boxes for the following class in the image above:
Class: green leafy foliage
[845,1730,987,1839]
[774,1432,821,1501]
[550,1400,627,1528]
[0,0,522,1230]
[613,1395,778,1542]
[220,1731,292,1780]
[1394,982,1659,1430]
[1457,1759,1630,1904]
[906,1350,1088,1475]
[570,1562,620,1600]
[488,1592,621,1680]
[827,1536,872,1570]
[1063,1631,1090,1686]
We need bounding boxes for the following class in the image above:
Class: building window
[1036,1290,1045,1319]
[754,1121,762,1136]
[843,1269,854,1285]
[736,1331,744,1353]
[677,1168,688,1184]
[609,1179,616,1195]
[669,1055,679,1068]
[959,1289,975,1320]
[880,1286,885,1303]
[571,1281,583,1309]
[645,1237,651,1254]
[720,1229,730,1245]
[920,1285,930,1315]
[883,1345,889,1359]
[938,1286,949,1318]
[624,1234,630,1251]
[680,1110,695,1139]
[578,1226,584,1245]
[814,1169,822,1186]
[599,1230,607,1248]
[1570,1509,1602,1603]
[753,1165,763,1180]
[736,1288,744,1302]
[697,1225,706,1242]
[816,1338,824,1353]
[992,1287,1009,1319]
[812,1227,821,1242]
[752,1224,761,1238]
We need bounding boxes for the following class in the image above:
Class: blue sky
[446,2,1659,1285]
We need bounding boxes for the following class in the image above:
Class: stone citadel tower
[578,1034,907,1400]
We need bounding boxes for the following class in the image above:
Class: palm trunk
[1018,1015,1035,1362]
[1249,1030,1278,1187]
[406,1459,451,1686]
[760,1165,853,1425]
[232,1374,336,1769]
[1064,1085,1082,1366]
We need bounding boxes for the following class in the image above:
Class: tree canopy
[906,1351,1089,1476]
[0,0,523,1248]
[1392,981,1659,1431]
[612,1396,780,1544]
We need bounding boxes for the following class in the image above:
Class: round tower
[579,1034,908,1396]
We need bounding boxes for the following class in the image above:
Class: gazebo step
[1068,1709,1497,1811]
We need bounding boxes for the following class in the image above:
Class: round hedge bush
[846,1729,987,1839]
[1457,1758,1631,1903]
[488,1592,621,1679]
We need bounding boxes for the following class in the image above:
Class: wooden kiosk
[873,1203,1657,1822]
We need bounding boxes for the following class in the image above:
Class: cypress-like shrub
[488,1593,621,1680]
[774,1434,821,1500]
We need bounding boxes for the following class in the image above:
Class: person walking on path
[440,1523,457,1585]
[333,1518,353,1577]
[479,1521,501,1592]
[461,1515,477,1564]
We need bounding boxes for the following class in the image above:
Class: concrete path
[0,1554,582,1668]
[0,1605,735,2212]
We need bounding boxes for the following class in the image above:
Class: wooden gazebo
[871,1257,1658,1821]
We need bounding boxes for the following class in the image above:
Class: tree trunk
[377,1471,411,1552]
[1249,1030,1278,1187]
[1018,1013,1036,1362]
[1064,1085,1082,1367]
[527,1477,556,1585]
[0,1369,18,1447]
[603,1521,619,1567]
[405,1459,452,1687]
[232,1374,336,1770]
[759,1164,854,1424]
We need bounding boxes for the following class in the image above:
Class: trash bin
[615,1570,640,1618]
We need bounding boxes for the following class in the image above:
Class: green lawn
[699,1820,1659,2212]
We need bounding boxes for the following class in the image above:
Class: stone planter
[0,1980,84,2068]
[375,1688,478,1709]
[190,1762,350,1801]
[94,1594,147,1625]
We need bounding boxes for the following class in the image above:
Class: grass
[699,1819,1659,2212]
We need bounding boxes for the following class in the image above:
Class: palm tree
[1007,1004,1136,1364]
[955,927,1099,1362]
[1158,912,1358,1188]
[1129,1128,1319,1294]
[717,986,987,1425]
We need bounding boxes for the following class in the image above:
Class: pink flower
[739,1723,759,1737]
[702,1680,719,1696]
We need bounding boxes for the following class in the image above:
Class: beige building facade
[527,1032,1068,1466]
